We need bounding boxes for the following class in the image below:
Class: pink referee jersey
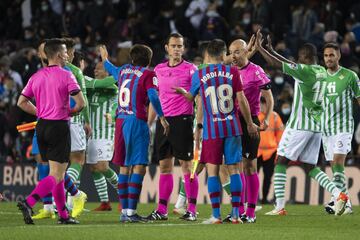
[21,65,80,120]
[239,62,271,116]
[155,60,197,117]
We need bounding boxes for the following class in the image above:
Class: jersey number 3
[205,84,233,114]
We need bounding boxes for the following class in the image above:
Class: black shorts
[155,115,194,161]
[36,119,71,163]
[240,115,260,160]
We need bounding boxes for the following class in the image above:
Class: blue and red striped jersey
[104,61,158,121]
[190,64,243,140]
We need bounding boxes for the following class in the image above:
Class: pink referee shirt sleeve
[66,72,81,94]
[255,66,271,87]
[21,76,34,98]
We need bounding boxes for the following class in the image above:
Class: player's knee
[159,162,173,173]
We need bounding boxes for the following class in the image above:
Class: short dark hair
[207,39,227,58]
[298,43,317,60]
[198,41,210,58]
[44,38,66,59]
[165,32,184,45]
[130,44,153,67]
[73,51,85,68]
[63,37,76,49]
[323,42,340,52]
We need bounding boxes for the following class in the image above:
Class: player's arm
[76,69,92,137]
[18,78,36,115]
[86,76,117,89]
[147,88,169,136]
[236,91,259,138]
[70,91,85,115]
[17,95,37,116]
[265,35,294,64]
[260,88,274,130]
[173,73,200,101]
[256,30,294,69]
[99,45,122,81]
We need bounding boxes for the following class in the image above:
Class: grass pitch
[0,202,358,240]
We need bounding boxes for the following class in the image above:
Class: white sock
[127,209,136,216]
[44,204,54,211]
[276,198,285,210]
[122,209,128,215]
[174,195,187,209]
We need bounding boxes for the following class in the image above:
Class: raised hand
[99,45,109,61]
[266,34,274,52]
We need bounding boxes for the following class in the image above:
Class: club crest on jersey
[289,63,298,69]
[153,77,158,86]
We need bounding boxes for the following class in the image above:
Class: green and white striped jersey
[321,67,360,136]
[85,76,118,140]
[67,63,90,124]
[282,63,327,132]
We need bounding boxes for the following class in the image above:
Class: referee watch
[196,123,203,130]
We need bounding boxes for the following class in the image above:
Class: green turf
[0,202,358,240]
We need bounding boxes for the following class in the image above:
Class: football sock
[332,164,347,194]
[309,167,340,198]
[26,175,56,208]
[37,163,53,206]
[118,174,129,213]
[274,164,287,210]
[103,168,118,190]
[92,171,109,202]
[67,163,82,187]
[175,178,186,209]
[208,176,221,219]
[246,173,260,218]
[64,173,79,196]
[230,174,242,219]
[222,181,231,196]
[127,173,144,216]
[157,173,173,215]
[52,180,69,219]
[239,173,246,214]
[184,173,198,214]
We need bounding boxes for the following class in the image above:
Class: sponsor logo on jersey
[213,115,233,122]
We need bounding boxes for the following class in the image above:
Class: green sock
[92,171,109,202]
[222,181,231,196]
[67,163,82,186]
[103,168,118,190]
[332,164,347,194]
[274,164,287,209]
[179,179,186,197]
[309,167,338,196]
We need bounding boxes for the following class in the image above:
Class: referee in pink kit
[16,38,85,225]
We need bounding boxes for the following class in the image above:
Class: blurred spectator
[199,1,229,41]
[185,0,208,30]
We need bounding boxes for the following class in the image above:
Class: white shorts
[322,133,352,161]
[86,139,114,164]
[70,123,86,152]
[277,127,321,165]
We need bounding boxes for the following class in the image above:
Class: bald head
[229,39,249,67]
[230,39,247,49]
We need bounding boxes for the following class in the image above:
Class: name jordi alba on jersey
[191,64,242,140]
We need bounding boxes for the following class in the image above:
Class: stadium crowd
[1,0,360,165]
